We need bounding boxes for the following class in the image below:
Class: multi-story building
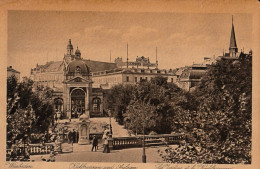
[30,39,117,118]
[7,66,20,82]
[176,16,246,92]
[30,40,176,119]
[176,64,208,92]
[92,56,176,89]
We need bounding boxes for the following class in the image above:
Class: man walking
[91,135,98,152]
[72,129,76,143]
[68,130,73,145]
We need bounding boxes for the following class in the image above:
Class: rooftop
[7,66,20,73]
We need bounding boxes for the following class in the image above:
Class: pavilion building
[30,40,177,119]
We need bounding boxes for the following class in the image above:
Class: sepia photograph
[1,0,259,168]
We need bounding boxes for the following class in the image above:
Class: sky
[7,11,252,77]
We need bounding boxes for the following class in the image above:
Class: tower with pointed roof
[156,47,158,69]
[67,39,74,56]
[229,16,238,57]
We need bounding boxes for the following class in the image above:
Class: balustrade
[7,143,56,157]
[29,143,55,155]
[112,134,184,149]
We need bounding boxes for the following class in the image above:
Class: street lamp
[142,123,146,163]
[108,109,112,134]
[23,134,28,159]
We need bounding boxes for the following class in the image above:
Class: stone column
[86,89,89,111]
[100,95,104,116]
[88,82,93,116]
[108,134,113,150]
[63,84,70,119]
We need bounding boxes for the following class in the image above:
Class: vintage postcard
[0,0,259,169]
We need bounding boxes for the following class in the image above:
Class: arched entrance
[71,88,85,118]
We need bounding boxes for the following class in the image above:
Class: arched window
[92,98,101,113]
[76,66,81,74]
[54,98,63,112]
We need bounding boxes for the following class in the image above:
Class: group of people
[67,129,79,144]
[40,131,50,144]
[91,132,110,153]
[71,111,83,118]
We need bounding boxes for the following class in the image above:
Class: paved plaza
[30,144,176,163]
[30,117,174,163]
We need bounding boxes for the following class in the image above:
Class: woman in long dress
[103,137,110,153]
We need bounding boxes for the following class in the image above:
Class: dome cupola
[75,46,81,59]
[67,59,90,75]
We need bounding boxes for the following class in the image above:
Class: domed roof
[75,46,81,55]
[67,59,90,74]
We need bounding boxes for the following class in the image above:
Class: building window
[145,77,148,80]
[135,77,137,82]
[93,98,101,113]
[141,69,145,73]
[126,76,129,82]
[76,66,81,74]
[171,78,173,83]
[140,77,142,81]
[54,98,63,113]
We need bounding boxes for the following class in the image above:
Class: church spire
[156,47,158,69]
[126,43,129,68]
[229,15,238,57]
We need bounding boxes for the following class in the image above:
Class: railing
[29,143,56,155]
[112,134,184,150]
[7,143,57,156]
[112,136,141,149]
[6,134,184,157]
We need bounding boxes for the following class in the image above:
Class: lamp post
[23,134,28,159]
[142,122,146,163]
[108,109,112,134]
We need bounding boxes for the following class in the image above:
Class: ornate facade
[30,39,114,118]
[30,40,179,119]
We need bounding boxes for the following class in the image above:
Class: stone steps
[57,117,129,137]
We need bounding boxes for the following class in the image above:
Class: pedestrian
[72,129,76,143]
[54,113,58,123]
[68,130,73,144]
[103,137,110,153]
[44,131,49,143]
[41,135,46,144]
[91,135,98,152]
